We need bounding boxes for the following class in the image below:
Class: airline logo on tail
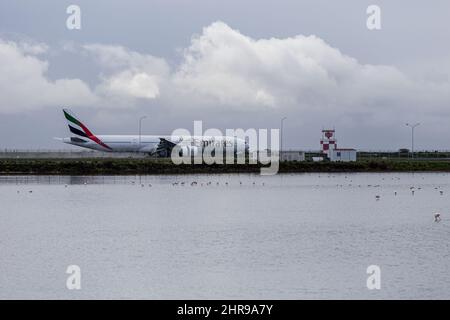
[63,109,112,150]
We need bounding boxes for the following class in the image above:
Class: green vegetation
[356,150,450,160]
[1,158,450,175]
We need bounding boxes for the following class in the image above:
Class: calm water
[0,173,449,299]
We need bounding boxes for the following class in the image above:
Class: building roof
[333,148,356,151]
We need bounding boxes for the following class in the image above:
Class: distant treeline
[303,151,450,161]
[1,158,450,175]
[356,151,450,160]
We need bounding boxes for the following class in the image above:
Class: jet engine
[179,145,200,157]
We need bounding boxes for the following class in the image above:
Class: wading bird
[434,213,441,222]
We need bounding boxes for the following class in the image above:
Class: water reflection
[1,173,449,299]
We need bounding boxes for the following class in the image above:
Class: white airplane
[59,109,248,157]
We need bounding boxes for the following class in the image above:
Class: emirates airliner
[58,109,248,157]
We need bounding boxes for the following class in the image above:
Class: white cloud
[172,22,423,113]
[83,44,169,102]
[1,21,449,119]
[18,41,48,55]
[0,39,96,113]
[97,71,160,99]
[0,40,170,114]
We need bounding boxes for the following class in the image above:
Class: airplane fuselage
[63,135,247,155]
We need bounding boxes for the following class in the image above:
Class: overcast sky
[1,0,450,150]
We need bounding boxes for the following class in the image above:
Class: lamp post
[406,123,420,159]
[280,116,287,160]
[139,116,147,148]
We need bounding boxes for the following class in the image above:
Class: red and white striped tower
[320,129,337,157]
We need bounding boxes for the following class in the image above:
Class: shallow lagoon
[0,173,449,299]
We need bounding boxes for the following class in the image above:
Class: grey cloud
[1,20,450,153]
[0,39,97,113]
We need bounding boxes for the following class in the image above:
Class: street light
[139,116,147,148]
[280,116,287,158]
[406,122,420,159]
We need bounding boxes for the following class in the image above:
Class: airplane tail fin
[63,108,94,138]
[62,108,112,150]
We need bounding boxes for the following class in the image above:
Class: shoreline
[2,158,450,175]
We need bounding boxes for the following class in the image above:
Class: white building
[280,151,305,162]
[320,129,356,162]
[249,150,305,161]
[329,148,357,162]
